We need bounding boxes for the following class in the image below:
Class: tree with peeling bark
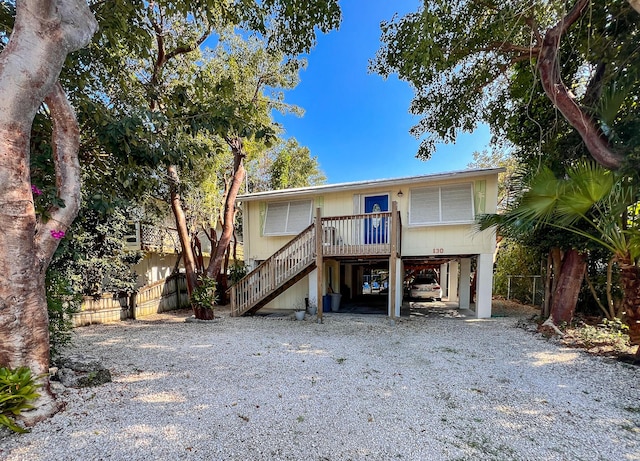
[0,0,97,423]
[372,0,640,170]
[168,34,306,312]
[93,1,340,319]
[489,163,640,357]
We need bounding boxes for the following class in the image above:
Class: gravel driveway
[1,308,639,460]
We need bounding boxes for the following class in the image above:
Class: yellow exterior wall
[242,172,499,262]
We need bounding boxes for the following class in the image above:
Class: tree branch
[35,82,81,268]
[524,15,543,45]
[165,28,211,62]
[584,267,612,319]
[537,0,623,169]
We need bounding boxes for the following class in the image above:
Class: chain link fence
[494,274,545,306]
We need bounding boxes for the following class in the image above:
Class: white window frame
[408,183,475,226]
[263,200,313,236]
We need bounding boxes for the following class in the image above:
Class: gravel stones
[1,311,638,460]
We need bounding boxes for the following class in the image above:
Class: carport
[329,252,493,318]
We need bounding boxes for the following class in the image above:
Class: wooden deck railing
[230,207,403,316]
[230,224,316,316]
[320,210,401,257]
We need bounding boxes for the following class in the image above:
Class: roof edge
[237,167,505,202]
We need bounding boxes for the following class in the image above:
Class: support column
[315,208,324,322]
[448,260,459,302]
[388,258,404,319]
[344,264,353,301]
[388,201,398,320]
[440,262,449,298]
[475,253,493,318]
[459,258,471,309]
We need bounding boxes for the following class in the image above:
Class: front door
[364,194,389,244]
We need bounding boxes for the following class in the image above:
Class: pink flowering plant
[50,230,65,240]
[30,182,66,222]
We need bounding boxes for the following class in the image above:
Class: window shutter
[441,184,473,222]
[409,183,474,225]
[263,202,288,235]
[286,200,312,233]
[263,200,312,235]
[410,187,440,224]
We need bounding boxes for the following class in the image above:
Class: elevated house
[230,168,501,318]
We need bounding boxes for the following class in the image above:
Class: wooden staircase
[229,207,402,317]
[230,224,317,316]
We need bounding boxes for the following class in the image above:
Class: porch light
[397,190,404,197]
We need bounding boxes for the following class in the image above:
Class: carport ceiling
[402,255,475,269]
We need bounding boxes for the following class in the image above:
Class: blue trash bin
[322,295,331,312]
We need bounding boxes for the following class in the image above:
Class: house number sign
[432,248,444,254]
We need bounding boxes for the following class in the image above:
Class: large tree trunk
[205,137,246,301]
[549,249,587,325]
[618,259,640,358]
[168,165,198,297]
[0,0,97,424]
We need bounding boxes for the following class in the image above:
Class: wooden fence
[72,274,190,327]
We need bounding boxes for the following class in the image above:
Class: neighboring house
[124,221,243,287]
[231,168,502,318]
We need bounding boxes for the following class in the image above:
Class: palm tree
[486,162,640,357]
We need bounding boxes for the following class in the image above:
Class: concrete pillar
[440,262,448,298]
[475,253,493,318]
[459,258,471,309]
[448,260,459,302]
[388,258,402,318]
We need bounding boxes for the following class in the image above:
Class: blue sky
[273,1,491,184]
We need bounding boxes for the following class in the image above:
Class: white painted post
[395,258,402,317]
[440,262,448,298]
[459,258,471,309]
[448,260,459,302]
[475,253,493,318]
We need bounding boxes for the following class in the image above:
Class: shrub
[570,317,630,351]
[191,276,217,310]
[229,262,247,284]
[46,270,82,360]
[0,367,41,433]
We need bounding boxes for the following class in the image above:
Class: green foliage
[46,270,82,360]
[493,239,542,305]
[50,206,142,298]
[0,367,41,434]
[229,263,248,284]
[267,138,326,190]
[569,318,630,351]
[191,276,217,310]
[246,137,326,193]
[501,162,640,263]
[372,1,640,164]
